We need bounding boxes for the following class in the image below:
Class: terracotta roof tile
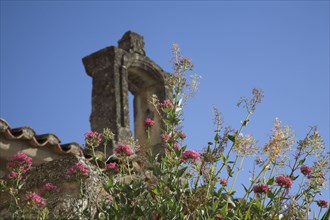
[0,118,83,157]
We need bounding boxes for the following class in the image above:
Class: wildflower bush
[1,45,329,220]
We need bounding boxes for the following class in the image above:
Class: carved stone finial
[118,31,146,55]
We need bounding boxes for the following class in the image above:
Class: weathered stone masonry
[82,31,171,156]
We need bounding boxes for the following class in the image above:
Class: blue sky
[1,0,329,215]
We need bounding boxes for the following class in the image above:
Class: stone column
[82,46,131,154]
[82,31,170,156]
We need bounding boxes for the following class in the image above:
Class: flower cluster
[253,183,270,194]
[7,152,32,174]
[106,162,119,172]
[181,150,200,163]
[103,128,115,140]
[161,133,171,142]
[317,199,328,208]
[234,134,258,156]
[178,57,193,70]
[8,171,19,179]
[300,165,312,177]
[41,182,59,194]
[160,99,174,109]
[179,132,186,140]
[219,178,228,186]
[66,162,90,177]
[24,192,46,208]
[144,118,155,128]
[174,143,180,150]
[263,118,294,162]
[85,131,102,147]
[275,175,292,189]
[115,145,133,157]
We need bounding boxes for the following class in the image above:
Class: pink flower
[160,99,174,109]
[115,145,133,157]
[144,118,155,127]
[317,199,328,208]
[6,152,32,174]
[41,182,59,193]
[24,192,46,208]
[253,183,270,194]
[181,150,200,162]
[106,162,119,172]
[85,131,102,147]
[275,176,292,189]
[174,143,180,150]
[219,178,228,186]
[161,134,171,142]
[67,162,90,177]
[179,133,186,140]
[300,165,312,176]
[8,171,19,180]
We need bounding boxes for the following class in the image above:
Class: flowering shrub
[7,152,32,174]
[114,144,133,157]
[24,192,46,208]
[1,45,329,219]
[41,182,59,195]
[219,178,228,186]
[253,183,270,194]
[160,133,171,142]
[300,164,312,176]
[159,99,174,109]
[105,162,119,173]
[317,199,329,208]
[275,175,293,189]
[144,117,155,127]
[181,150,200,162]
[84,131,102,147]
[66,162,90,177]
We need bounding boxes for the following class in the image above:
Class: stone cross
[82,31,171,156]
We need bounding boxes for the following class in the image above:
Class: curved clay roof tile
[0,118,84,157]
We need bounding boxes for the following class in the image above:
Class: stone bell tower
[82,31,171,156]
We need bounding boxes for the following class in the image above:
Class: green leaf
[242,184,249,193]
[153,165,162,175]
[177,167,187,178]
[214,133,219,142]
[299,158,306,165]
[226,164,233,177]
[105,178,114,189]
[228,134,235,143]
[219,203,228,216]
[267,177,274,185]
[241,119,250,126]
[321,205,330,220]
[267,190,275,199]
[221,154,227,163]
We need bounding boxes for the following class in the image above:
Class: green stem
[317,208,323,220]
[295,175,306,200]
[194,163,202,189]
[214,112,252,179]
[245,194,256,218]
[229,156,245,191]
[266,162,275,181]
[103,139,108,162]
[126,158,132,177]
[242,160,271,201]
